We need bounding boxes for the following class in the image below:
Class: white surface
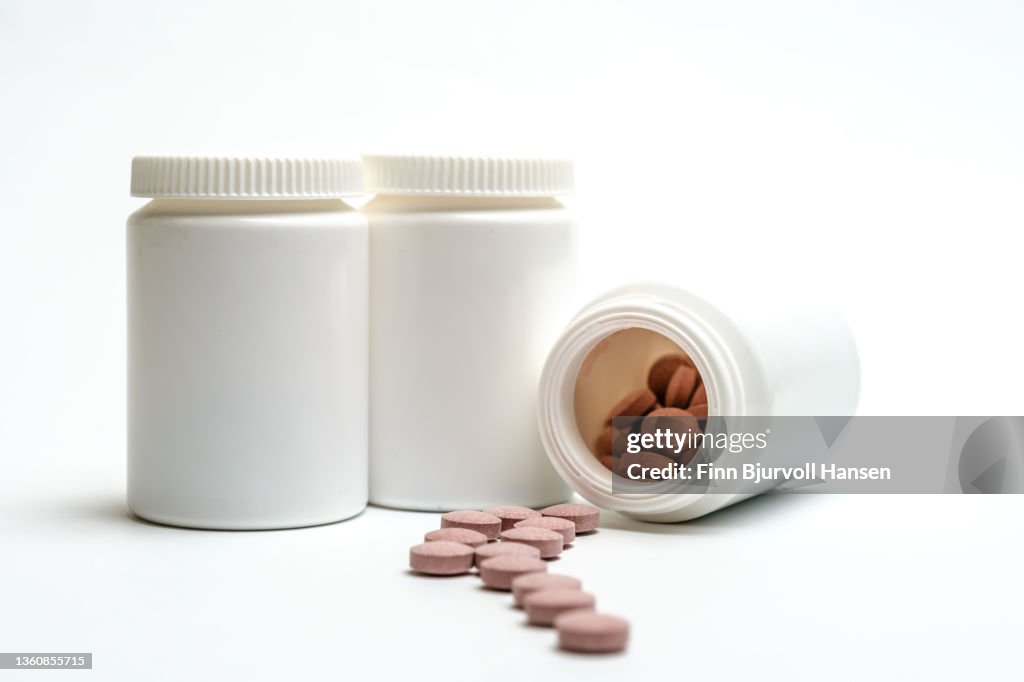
[2,1,1023,679]
[2,490,1022,680]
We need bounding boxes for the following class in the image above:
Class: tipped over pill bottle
[364,155,576,510]
[127,156,368,529]
[537,283,860,522]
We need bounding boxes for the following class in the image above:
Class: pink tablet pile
[407,503,630,654]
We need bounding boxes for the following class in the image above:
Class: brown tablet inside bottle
[573,328,708,471]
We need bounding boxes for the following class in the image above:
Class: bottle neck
[140,197,355,216]
[364,194,567,213]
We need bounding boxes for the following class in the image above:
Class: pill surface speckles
[641,406,694,429]
[688,403,709,418]
[500,527,564,558]
[514,516,576,546]
[409,541,475,576]
[647,353,692,401]
[478,555,548,590]
[555,612,630,653]
[474,541,541,567]
[424,527,488,548]
[540,503,601,534]
[511,573,583,607]
[664,365,699,409]
[483,505,542,531]
[640,408,699,451]
[525,589,596,626]
[690,383,707,409]
[607,387,658,421]
[440,510,503,540]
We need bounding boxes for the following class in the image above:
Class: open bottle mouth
[536,285,748,519]
[573,327,710,477]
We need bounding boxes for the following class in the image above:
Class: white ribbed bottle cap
[130,156,363,198]
[363,155,573,197]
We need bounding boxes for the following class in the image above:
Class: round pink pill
[478,555,547,590]
[500,527,564,559]
[540,503,601,534]
[524,589,596,626]
[440,510,502,540]
[424,527,488,548]
[555,612,630,654]
[483,505,542,531]
[474,541,541,567]
[514,516,576,546]
[409,541,474,576]
[511,573,583,607]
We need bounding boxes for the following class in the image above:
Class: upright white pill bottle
[127,156,368,529]
[364,155,576,510]
[538,283,860,522]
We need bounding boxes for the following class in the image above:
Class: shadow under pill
[405,570,475,579]
[477,585,514,594]
[552,645,628,658]
[520,621,554,630]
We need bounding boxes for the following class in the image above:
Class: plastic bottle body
[538,283,860,522]
[366,196,576,510]
[127,198,368,529]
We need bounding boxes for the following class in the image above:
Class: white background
[1,1,1022,680]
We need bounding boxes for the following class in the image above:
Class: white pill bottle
[538,283,860,522]
[364,155,576,510]
[127,156,368,529]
